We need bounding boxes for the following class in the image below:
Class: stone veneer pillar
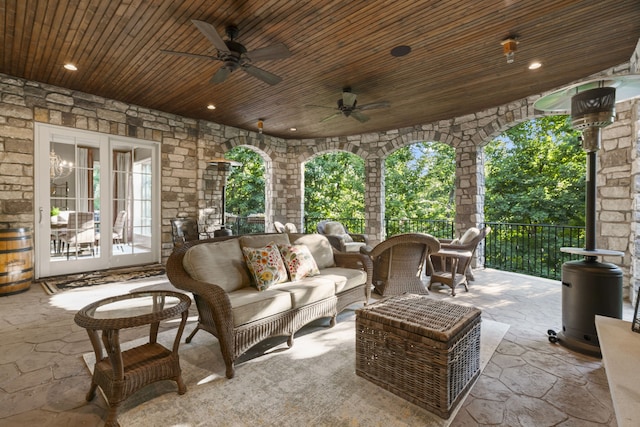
[600,100,635,301]
[454,141,486,267]
[364,157,385,245]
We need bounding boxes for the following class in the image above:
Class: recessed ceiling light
[63,63,77,71]
[528,61,542,70]
[390,45,412,57]
[207,104,216,110]
[289,127,297,132]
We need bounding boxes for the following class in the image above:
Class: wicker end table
[74,291,191,427]
[355,294,481,418]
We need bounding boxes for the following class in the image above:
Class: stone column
[454,141,486,266]
[600,99,634,300]
[364,156,384,245]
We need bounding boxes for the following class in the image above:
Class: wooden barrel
[0,228,33,296]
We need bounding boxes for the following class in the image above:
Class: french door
[34,124,160,278]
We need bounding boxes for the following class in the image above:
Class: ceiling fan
[161,20,291,85]
[307,88,390,123]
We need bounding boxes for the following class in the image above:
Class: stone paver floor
[0,268,634,426]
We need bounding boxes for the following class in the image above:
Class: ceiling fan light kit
[307,87,391,124]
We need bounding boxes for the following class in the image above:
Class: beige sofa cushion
[317,267,367,294]
[228,288,293,327]
[183,239,250,292]
[291,234,335,269]
[272,277,336,308]
[239,233,290,249]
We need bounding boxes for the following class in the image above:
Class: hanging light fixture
[501,37,518,64]
[50,149,73,180]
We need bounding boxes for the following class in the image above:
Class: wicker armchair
[317,220,369,253]
[427,226,491,296]
[361,233,440,296]
[170,218,200,247]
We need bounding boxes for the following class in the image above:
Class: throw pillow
[242,243,288,291]
[278,244,320,281]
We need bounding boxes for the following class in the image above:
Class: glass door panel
[48,140,103,269]
[111,147,153,257]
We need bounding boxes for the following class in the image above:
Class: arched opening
[303,151,365,233]
[225,146,267,234]
[384,141,455,238]
[483,115,586,279]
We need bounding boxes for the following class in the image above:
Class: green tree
[304,152,364,218]
[226,147,265,215]
[484,116,585,225]
[385,141,455,219]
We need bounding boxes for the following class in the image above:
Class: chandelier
[50,149,73,180]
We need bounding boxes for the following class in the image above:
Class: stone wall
[1,69,638,299]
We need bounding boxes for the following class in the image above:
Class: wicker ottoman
[355,294,481,418]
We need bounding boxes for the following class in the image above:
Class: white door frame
[34,123,161,278]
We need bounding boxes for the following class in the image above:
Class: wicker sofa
[166,232,372,379]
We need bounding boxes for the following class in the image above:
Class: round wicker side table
[74,291,191,427]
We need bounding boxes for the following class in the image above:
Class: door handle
[39,207,43,224]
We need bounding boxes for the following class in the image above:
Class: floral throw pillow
[242,243,288,291]
[278,244,320,281]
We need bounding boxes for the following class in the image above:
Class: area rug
[40,264,166,294]
[83,311,509,427]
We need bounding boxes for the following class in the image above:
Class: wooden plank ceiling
[2,0,640,139]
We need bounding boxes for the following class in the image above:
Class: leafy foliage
[225,147,265,215]
[484,116,585,225]
[385,142,455,220]
[304,152,365,218]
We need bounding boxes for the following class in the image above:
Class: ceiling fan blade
[191,19,230,53]
[305,104,337,109]
[342,92,357,108]
[245,43,291,62]
[210,67,231,84]
[351,111,370,123]
[243,64,282,85]
[160,50,215,61]
[358,101,391,111]
[320,112,341,123]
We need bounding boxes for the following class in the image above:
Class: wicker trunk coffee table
[355,294,481,418]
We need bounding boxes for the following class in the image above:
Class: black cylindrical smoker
[553,86,623,357]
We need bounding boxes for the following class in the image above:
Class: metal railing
[303,216,586,281]
[228,216,266,235]
[483,221,585,280]
[303,217,455,239]
[385,218,455,240]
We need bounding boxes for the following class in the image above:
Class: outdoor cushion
[459,227,480,245]
[317,267,368,294]
[292,234,336,269]
[271,277,335,308]
[240,233,290,249]
[242,243,289,291]
[182,239,250,292]
[343,241,366,252]
[324,221,353,242]
[278,244,320,281]
[228,287,293,327]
